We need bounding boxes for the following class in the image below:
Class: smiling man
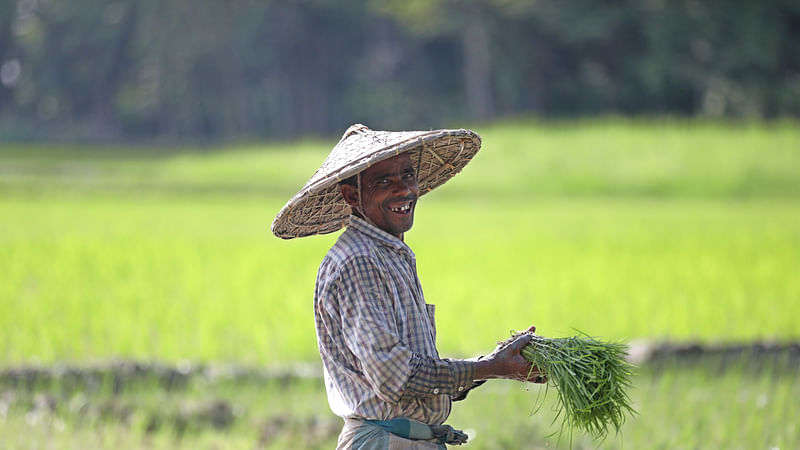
[272,124,543,449]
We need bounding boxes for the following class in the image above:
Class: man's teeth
[390,204,411,213]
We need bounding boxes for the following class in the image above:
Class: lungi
[337,417,468,449]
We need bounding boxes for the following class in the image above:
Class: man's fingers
[511,333,532,350]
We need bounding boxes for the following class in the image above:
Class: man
[272,124,543,449]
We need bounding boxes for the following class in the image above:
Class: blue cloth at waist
[363,417,468,446]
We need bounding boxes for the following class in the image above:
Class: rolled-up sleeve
[406,356,477,397]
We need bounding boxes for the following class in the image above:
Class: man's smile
[386,194,416,216]
[388,200,414,214]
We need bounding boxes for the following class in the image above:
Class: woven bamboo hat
[271,124,482,239]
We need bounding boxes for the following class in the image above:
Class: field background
[2,119,799,448]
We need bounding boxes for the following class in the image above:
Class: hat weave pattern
[271,124,481,239]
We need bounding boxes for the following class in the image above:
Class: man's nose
[393,178,417,196]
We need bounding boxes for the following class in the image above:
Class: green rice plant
[2,119,800,364]
[518,332,637,443]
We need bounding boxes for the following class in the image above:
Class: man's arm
[403,328,544,400]
[335,255,437,404]
[335,256,542,403]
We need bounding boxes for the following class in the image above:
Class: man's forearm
[474,357,500,380]
[403,332,541,399]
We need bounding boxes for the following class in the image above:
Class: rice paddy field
[1,118,799,448]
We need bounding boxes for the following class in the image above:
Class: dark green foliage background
[1,0,799,142]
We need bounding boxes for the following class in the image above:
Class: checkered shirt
[314,215,477,425]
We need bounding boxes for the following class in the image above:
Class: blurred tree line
[0,0,798,142]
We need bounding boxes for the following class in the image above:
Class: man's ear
[339,183,359,209]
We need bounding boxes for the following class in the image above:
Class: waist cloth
[338,417,468,449]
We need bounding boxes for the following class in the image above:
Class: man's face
[340,153,420,239]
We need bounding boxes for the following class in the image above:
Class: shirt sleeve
[405,355,477,398]
[335,255,477,404]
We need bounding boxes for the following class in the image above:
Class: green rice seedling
[517,332,637,442]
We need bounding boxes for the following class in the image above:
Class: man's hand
[475,325,546,383]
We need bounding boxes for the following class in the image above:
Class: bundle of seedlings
[512,331,637,441]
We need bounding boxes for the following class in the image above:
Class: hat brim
[271,127,481,239]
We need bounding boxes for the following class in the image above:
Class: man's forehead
[363,154,414,177]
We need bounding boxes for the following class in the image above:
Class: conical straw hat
[272,124,482,239]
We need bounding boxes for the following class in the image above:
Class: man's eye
[403,172,415,179]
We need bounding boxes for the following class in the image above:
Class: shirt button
[433,388,440,394]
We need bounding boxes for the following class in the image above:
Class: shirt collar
[347,215,415,256]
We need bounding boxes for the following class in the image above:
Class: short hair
[339,174,358,187]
